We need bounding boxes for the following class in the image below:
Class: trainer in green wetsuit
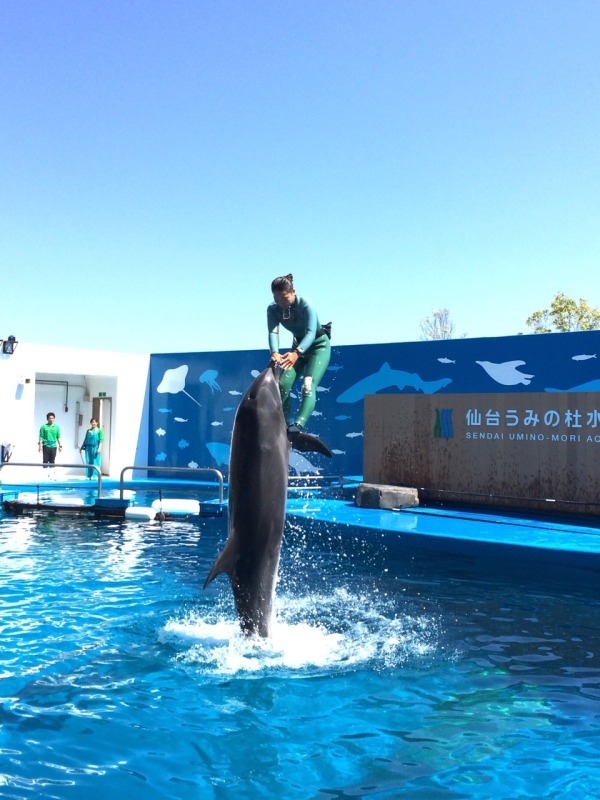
[80,418,104,478]
[268,273,331,439]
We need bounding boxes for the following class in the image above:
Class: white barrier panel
[125,506,157,521]
[151,498,201,516]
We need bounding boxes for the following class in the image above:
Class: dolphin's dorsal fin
[292,431,333,458]
[203,539,237,589]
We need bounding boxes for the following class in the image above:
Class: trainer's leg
[92,448,102,479]
[294,338,331,428]
[278,363,300,426]
[85,448,94,479]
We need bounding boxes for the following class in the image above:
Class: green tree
[419,308,455,340]
[526,292,600,333]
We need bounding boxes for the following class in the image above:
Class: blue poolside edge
[286,496,600,570]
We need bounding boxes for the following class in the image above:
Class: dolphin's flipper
[204,539,238,589]
[292,431,333,458]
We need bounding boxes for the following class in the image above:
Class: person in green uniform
[38,412,62,470]
[268,273,331,439]
[80,418,104,478]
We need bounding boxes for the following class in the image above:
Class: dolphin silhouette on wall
[204,363,332,637]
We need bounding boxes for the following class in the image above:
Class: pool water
[1,510,599,799]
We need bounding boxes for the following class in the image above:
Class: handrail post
[0,463,224,507]
[0,462,103,497]
[119,465,224,504]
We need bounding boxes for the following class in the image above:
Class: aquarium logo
[434,408,454,439]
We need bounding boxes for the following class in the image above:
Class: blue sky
[1,0,599,354]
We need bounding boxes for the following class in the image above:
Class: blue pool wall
[148,330,600,479]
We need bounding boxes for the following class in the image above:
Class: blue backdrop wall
[148,330,600,479]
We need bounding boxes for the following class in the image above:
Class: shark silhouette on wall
[336,362,452,403]
[545,379,600,393]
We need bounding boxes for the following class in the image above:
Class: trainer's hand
[281,351,299,369]
[271,352,283,365]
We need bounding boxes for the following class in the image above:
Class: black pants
[42,445,57,466]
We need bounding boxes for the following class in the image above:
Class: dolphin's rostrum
[204,363,332,637]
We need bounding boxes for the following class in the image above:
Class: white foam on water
[160,587,439,675]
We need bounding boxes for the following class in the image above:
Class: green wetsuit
[267,295,331,428]
[81,427,104,478]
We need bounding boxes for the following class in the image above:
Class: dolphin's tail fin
[292,431,333,458]
[204,540,237,589]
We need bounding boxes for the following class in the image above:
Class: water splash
[160,588,439,675]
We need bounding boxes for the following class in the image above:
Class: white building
[0,339,149,483]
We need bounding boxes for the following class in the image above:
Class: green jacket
[39,422,61,447]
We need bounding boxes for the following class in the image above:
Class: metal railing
[118,465,224,503]
[0,462,103,496]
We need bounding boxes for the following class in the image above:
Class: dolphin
[204,363,332,637]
